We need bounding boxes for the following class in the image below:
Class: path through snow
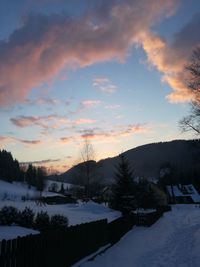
[76,205,200,267]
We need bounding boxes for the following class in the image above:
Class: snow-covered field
[0,179,120,240]
[0,179,62,201]
[77,205,200,267]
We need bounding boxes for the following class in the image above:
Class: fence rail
[0,208,167,267]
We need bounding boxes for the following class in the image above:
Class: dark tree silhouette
[110,154,136,215]
[180,47,200,135]
[80,138,96,199]
[26,164,37,187]
[0,150,22,182]
[36,167,46,197]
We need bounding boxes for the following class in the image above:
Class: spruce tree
[36,167,46,197]
[110,154,136,215]
[60,183,65,195]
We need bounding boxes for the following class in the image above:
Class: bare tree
[179,47,200,135]
[80,138,96,199]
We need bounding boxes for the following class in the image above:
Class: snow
[0,179,62,201]
[132,208,156,214]
[0,200,120,226]
[167,185,183,197]
[0,226,39,240]
[0,179,120,241]
[166,184,200,203]
[77,205,200,267]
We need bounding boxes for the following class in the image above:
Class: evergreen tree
[36,167,46,197]
[110,154,136,215]
[60,183,65,194]
[0,149,22,182]
[26,164,37,187]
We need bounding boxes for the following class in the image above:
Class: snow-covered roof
[166,186,183,197]
[166,184,200,203]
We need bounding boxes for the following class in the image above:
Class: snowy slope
[0,179,63,201]
[0,179,120,231]
[0,200,120,227]
[77,205,200,267]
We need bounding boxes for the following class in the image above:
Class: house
[166,184,200,204]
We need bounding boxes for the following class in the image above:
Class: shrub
[19,207,35,228]
[0,206,20,225]
[35,211,50,231]
[50,214,69,229]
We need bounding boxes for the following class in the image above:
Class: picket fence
[0,209,165,267]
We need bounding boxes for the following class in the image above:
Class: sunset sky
[0,0,199,173]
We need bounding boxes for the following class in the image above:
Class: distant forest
[0,150,46,190]
[0,150,22,182]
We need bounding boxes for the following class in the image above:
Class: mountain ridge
[54,139,200,185]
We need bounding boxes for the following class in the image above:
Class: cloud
[20,158,60,165]
[60,137,74,143]
[19,139,42,145]
[80,124,150,141]
[25,97,61,106]
[10,113,96,134]
[10,114,69,130]
[74,118,96,125]
[0,0,178,106]
[105,104,121,109]
[140,13,200,102]
[0,135,42,146]
[66,123,151,143]
[93,77,117,93]
[80,100,101,109]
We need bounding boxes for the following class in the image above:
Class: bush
[35,211,50,231]
[50,214,69,230]
[0,206,20,225]
[19,207,35,228]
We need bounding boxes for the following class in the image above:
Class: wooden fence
[0,209,167,267]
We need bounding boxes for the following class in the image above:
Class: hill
[55,139,200,184]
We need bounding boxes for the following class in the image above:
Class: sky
[0,0,199,173]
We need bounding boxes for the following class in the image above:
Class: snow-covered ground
[0,179,62,201]
[76,205,200,267]
[0,179,120,240]
[0,200,120,226]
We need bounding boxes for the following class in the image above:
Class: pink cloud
[60,123,151,143]
[60,137,74,143]
[0,135,42,147]
[74,118,96,125]
[139,13,200,103]
[0,0,178,106]
[80,124,148,141]
[10,114,69,130]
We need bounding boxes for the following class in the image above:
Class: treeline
[0,150,46,192]
[25,164,46,192]
[158,162,200,193]
[0,150,22,182]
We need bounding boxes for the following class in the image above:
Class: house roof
[166,184,200,203]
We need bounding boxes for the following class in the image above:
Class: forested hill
[57,139,200,184]
[0,150,22,181]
